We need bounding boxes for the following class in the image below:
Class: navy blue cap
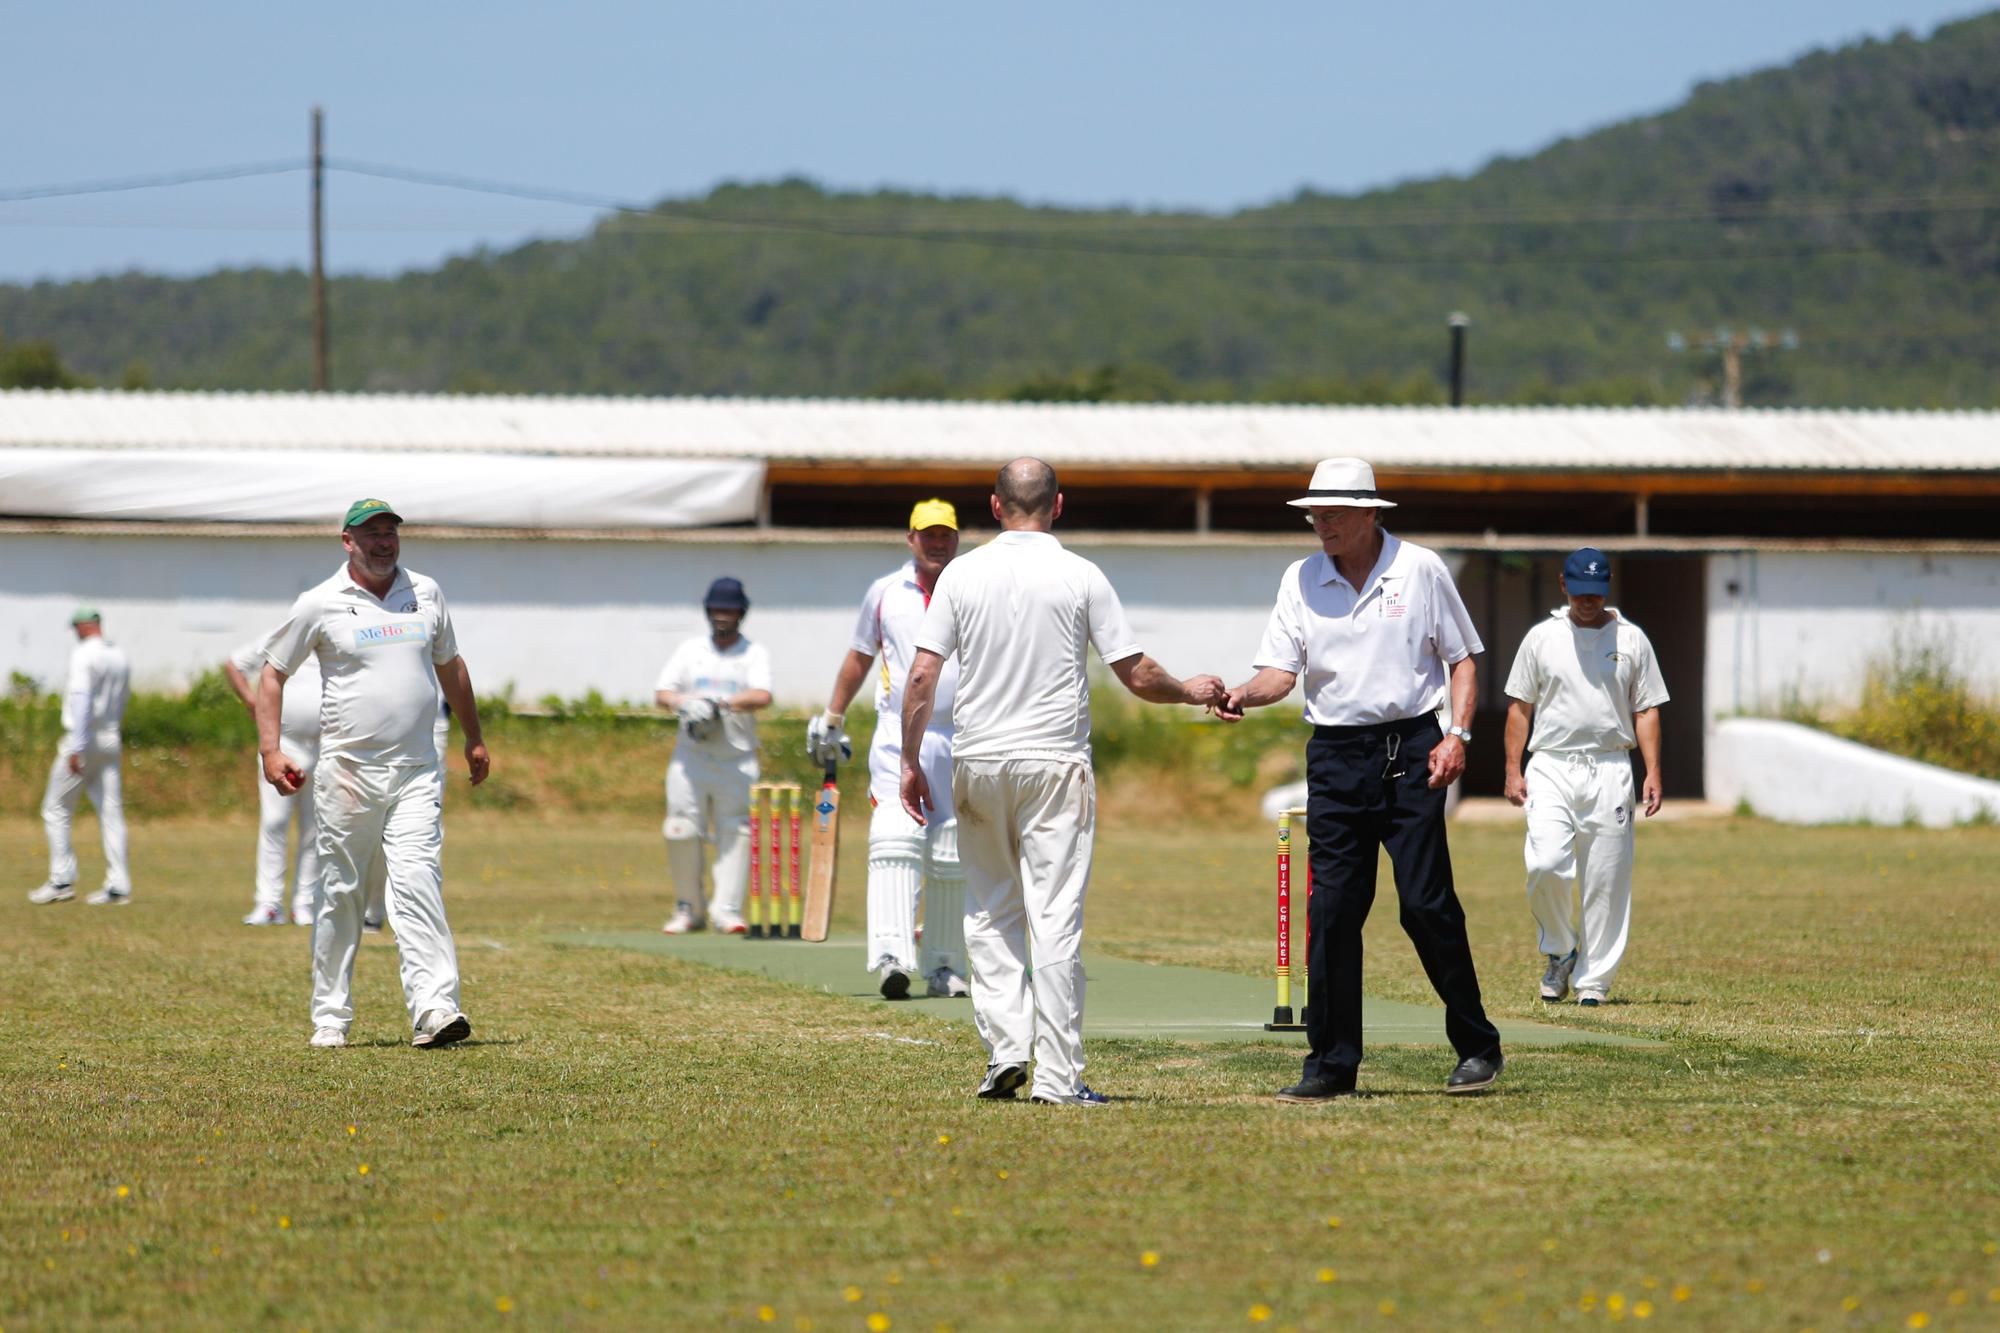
[1563,548,1611,595]
[702,576,750,611]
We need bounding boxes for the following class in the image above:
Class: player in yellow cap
[809,499,969,999]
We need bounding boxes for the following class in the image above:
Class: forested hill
[3,12,1998,407]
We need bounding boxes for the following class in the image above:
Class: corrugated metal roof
[1,389,1995,472]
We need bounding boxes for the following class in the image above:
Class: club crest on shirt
[1380,588,1408,619]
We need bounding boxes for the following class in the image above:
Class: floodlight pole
[311,106,328,393]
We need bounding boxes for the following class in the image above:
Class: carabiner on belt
[1382,732,1407,781]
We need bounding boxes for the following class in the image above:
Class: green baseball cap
[342,498,403,529]
[70,605,101,625]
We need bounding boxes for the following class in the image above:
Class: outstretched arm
[1216,666,1299,721]
[1109,654,1226,707]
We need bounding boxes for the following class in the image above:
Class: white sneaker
[661,903,705,935]
[412,1009,471,1049]
[362,914,384,934]
[243,905,285,926]
[27,882,75,904]
[710,910,748,936]
[1539,950,1576,1003]
[85,888,131,906]
[309,1027,346,1048]
[292,905,314,926]
[926,966,971,999]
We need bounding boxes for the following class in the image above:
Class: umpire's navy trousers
[1302,715,1500,1081]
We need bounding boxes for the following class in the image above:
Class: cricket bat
[801,759,840,942]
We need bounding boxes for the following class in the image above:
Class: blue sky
[0,2,1987,282]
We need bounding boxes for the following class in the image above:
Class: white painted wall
[1706,718,2000,827]
[0,530,1306,709]
[1704,551,2000,717]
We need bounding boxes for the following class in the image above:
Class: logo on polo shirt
[355,620,429,649]
[1380,588,1408,620]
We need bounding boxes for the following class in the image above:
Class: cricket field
[2,808,1996,1330]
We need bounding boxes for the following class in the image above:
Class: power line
[2,154,1995,269]
[0,161,303,203]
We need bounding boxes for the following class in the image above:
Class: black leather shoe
[1275,1075,1356,1103]
[1445,1051,1504,1095]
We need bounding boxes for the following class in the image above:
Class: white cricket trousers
[664,744,758,925]
[310,756,461,1033]
[1523,750,1636,997]
[255,734,320,917]
[954,757,1095,1101]
[42,737,130,892]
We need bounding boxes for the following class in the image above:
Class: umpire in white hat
[1216,459,1503,1099]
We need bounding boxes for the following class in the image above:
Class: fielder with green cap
[28,607,133,905]
[256,499,491,1049]
[809,498,971,999]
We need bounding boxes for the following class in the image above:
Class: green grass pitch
[3,810,1996,1329]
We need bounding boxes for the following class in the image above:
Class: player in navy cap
[1501,548,1670,1008]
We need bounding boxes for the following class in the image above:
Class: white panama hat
[1285,457,1398,509]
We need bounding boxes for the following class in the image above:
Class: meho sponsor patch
[354,618,429,649]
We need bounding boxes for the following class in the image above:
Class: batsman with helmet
[657,577,774,935]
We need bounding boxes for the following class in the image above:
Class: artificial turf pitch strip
[570,932,1650,1049]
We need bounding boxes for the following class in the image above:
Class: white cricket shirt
[915,530,1141,762]
[852,560,958,734]
[1504,606,1670,753]
[58,636,131,754]
[1252,533,1483,727]
[263,564,460,767]
[655,635,773,754]
[231,636,322,740]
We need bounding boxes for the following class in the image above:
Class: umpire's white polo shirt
[1253,532,1482,726]
[263,564,458,767]
[916,530,1141,762]
[1504,606,1670,753]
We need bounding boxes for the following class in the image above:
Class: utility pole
[1447,311,1470,406]
[1666,326,1798,408]
[311,106,328,393]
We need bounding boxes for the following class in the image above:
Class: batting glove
[806,711,852,764]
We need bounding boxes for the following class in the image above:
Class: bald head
[995,457,1059,521]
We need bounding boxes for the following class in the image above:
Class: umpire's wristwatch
[1446,725,1473,744]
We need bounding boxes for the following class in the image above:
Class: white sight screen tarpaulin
[0,449,764,529]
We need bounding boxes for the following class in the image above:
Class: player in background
[1502,547,1669,1008]
[657,577,773,935]
[28,607,133,905]
[225,636,323,925]
[809,498,970,1000]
